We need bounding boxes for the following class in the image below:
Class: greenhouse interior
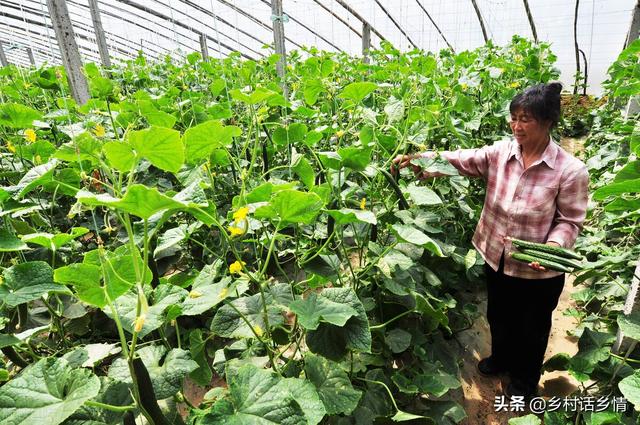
[0,0,639,424]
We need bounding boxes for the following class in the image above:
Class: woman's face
[509,108,551,147]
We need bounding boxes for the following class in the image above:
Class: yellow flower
[510,82,521,89]
[24,129,36,143]
[253,324,264,337]
[233,206,249,223]
[6,142,16,153]
[336,130,345,138]
[189,290,202,299]
[360,197,366,210]
[93,124,106,138]
[460,83,468,90]
[228,225,245,237]
[34,155,42,164]
[133,313,146,332]
[229,260,246,275]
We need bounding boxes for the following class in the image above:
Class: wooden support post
[26,47,36,66]
[573,0,581,94]
[522,0,538,43]
[362,22,371,64]
[0,42,8,67]
[470,0,489,43]
[625,0,640,48]
[199,33,209,61]
[271,0,287,97]
[88,0,112,68]
[613,260,640,354]
[47,0,90,104]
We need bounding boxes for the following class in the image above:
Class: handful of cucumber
[507,237,584,273]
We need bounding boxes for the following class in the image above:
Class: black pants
[485,254,565,391]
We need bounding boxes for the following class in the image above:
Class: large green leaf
[337,146,372,171]
[63,377,132,425]
[391,224,444,257]
[127,126,184,173]
[618,371,640,411]
[618,311,640,341]
[0,229,29,252]
[183,120,241,163]
[269,190,324,225]
[103,142,136,172]
[229,87,277,105]
[197,364,308,424]
[137,100,176,128]
[326,209,377,225]
[403,184,443,206]
[22,227,89,251]
[306,288,371,360]
[0,261,70,307]
[108,345,197,399]
[593,178,640,200]
[0,357,100,425]
[338,82,378,103]
[291,153,315,189]
[76,184,185,219]
[210,283,292,338]
[6,159,57,199]
[304,353,361,415]
[289,292,357,330]
[55,246,150,308]
[0,103,42,128]
[182,271,246,317]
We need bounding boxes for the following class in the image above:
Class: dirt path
[454,137,586,424]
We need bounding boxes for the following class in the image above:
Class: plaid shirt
[432,137,589,279]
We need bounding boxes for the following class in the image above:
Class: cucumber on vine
[507,237,583,260]
[509,252,572,273]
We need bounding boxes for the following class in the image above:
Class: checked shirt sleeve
[546,166,589,249]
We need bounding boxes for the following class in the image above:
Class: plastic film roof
[0,0,637,93]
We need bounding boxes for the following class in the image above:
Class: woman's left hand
[528,241,561,271]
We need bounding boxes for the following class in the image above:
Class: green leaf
[0,334,21,348]
[593,178,640,200]
[575,328,615,366]
[303,79,324,105]
[128,127,184,173]
[508,415,542,425]
[391,224,444,257]
[269,190,324,225]
[464,249,477,271]
[291,153,315,188]
[103,142,136,172]
[182,273,245,317]
[403,183,443,206]
[304,353,361,415]
[137,100,176,128]
[0,261,70,307]
[273,123,308,147]
[618,311,640,341]
[337,146,371,171]
[0,357,100,425]
[54,133,101,164]
[211,284,291,339]
[384,97,405,123]
[326,209,377,225]
[63,377,132,425]
[412,291,449,330]
[385,329,412,353]
[0,229,29,252]
[62,343,121,369]
[76,184,185,219]
[189,329,212,387]
[229,87,277,105]
[108,346,197,399]
[6,159,57,199]
[619,370,640,410]
[391,410,427,422]
[21,227,88,251]
[200,364,307,424]
[0,103,42,128]
[289,292,358,330]
[183,120,241,163]
[338,82,378,103]
[306,288,371,360]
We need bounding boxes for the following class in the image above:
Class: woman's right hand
[391,154,422,176]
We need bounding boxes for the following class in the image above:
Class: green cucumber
[519,248,583,270]
[509,252,572,273]
[508,237,583,260]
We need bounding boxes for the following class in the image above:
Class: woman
[392,82,589,399]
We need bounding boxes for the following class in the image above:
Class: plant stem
[85,400,137,412]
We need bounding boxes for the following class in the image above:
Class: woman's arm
[391,143,500,179]
[546,166,590,248]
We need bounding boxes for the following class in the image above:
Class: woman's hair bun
[546,82,563,96]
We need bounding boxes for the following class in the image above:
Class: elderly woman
[392,82,589,399]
